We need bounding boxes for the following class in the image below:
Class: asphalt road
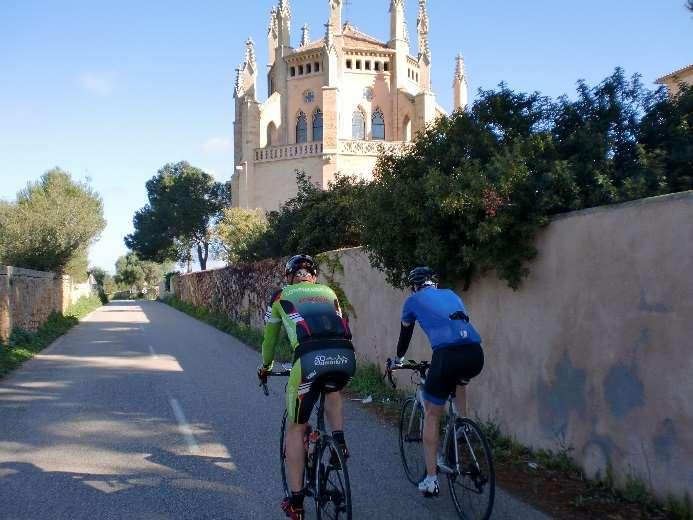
[0,301,550,520]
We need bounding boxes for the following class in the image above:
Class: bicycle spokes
[447,418,495,520]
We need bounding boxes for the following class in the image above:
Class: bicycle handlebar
[259,363,292,396]
[383,358,431,389]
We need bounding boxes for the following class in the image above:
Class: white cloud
[80,72,116,96]
[201,137,231,153]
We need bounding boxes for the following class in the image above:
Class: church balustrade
[338,140,413,156]
[254,142,324,163]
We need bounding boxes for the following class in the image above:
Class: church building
[232,0,469,211]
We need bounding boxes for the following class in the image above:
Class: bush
[361,70,693,289]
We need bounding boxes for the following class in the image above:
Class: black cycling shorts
[287,344,356,424]
[423,343,484,406]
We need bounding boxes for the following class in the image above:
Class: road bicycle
[385,358,495,520]
[261,364,352,520]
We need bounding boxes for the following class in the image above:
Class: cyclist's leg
[452,342,484,418]
[422,398,445,476]
[325,391,343,431]
[285,359,317,494]
[422,348,452,478]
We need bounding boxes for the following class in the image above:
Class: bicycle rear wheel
[399,397,426,485]
[315,436,351,520]
[447,418,495,520]
[280,411,289,497]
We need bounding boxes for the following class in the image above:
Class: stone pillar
[322,86,340,187]
[0,266,11,344]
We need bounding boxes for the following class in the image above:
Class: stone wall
[170,190,693,500]
[0,266,72,343]
[172,259,285,330]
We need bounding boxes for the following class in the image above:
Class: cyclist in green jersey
[258,255,356,520]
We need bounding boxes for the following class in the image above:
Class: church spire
[300,23,310,47]
[417,0,431,61]
[453,53,468,110]
[235,37,257,100]
[277,0,291,47]
[328,0,342,33]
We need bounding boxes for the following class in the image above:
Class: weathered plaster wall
[0,266,72,343]
[325,191,693,500]
[252,157,324,211]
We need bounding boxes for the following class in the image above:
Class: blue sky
[0,0,690,273]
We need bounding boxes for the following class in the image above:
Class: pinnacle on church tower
[245,38,256,70]
[277,0,291,48]
[417,0,431,60]
[300,24,310,47]
[453,53,469,110]
[455,53,465,79]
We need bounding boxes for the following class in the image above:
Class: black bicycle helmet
[408,266,437,289]
[285,254,318,277]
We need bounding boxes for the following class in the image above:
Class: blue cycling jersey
[401,286,482,349]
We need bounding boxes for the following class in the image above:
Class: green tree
[214,208,268,263]
[0,169,105,274]
[114,252,170,294]
[125,162,229,270]
[242,172,366,261]
[88,267,108,287]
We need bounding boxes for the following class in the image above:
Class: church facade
[232,0,469,211]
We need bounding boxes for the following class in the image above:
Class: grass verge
[160,296,292,361]
[0,294,102,379]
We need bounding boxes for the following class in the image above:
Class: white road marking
[148,345,158,358]
[168,397,200,454]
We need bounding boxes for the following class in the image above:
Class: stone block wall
[172,259,284,330]
[0,266,71,343]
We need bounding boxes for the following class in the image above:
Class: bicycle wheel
[399,397,426,485]
[447,418,495,520]
[315,436,351,520]
[280,411,289,497]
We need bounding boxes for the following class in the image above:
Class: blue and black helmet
[407,266,437,289]
[285,254,318,277]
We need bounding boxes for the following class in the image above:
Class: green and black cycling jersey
[262,281,355,424]
[261,282,352,367]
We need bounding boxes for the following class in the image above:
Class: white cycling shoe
[418,475,440,497]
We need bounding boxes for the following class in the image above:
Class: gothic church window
[356,60,361,70]
[307,63,312,74]
[298,65,304,75]
[372,108,385,140]
[315,62,320,72]
[352,110,365,140]
[296,112,308,143]
[290,67,296,77]
[346,59,352,69]
[312,109,323,142]
[384,62,389,72]
[375,62,381,72]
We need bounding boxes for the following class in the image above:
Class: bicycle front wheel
[315,436,352,520]
[447,418,495,520]
[399,397,426,485]
[280,411,289,497]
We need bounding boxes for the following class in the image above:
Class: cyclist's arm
[261,292,283,368]
[397,297,416,359]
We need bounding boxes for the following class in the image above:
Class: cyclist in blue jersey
[394,267,485,497]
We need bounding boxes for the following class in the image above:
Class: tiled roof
[342,23,389,50]
[656,64,693,83]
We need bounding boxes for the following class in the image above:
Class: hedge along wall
[172,259,284,329]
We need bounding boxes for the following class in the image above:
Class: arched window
[312,109,323,142]
[372,107,385,140]
[402,116,411,142]
[296,112,307,143]
[266,122,277,147]
[352,109,365,140]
